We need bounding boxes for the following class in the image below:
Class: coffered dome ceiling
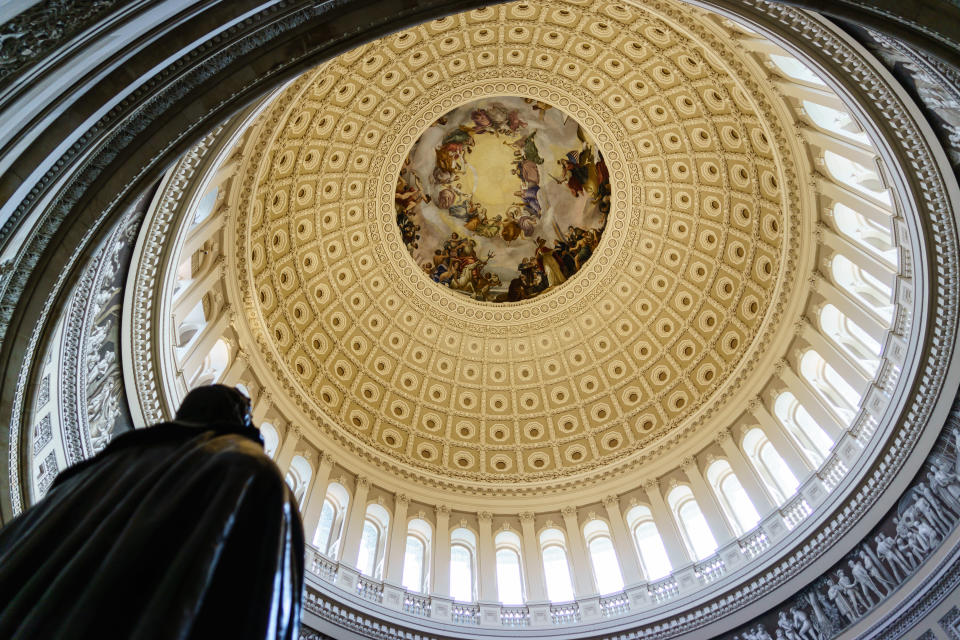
[233,0,802,494]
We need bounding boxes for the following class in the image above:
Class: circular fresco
[395,96,611,303]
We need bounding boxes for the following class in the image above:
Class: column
[179,304,231,381]
[681,457,735,545]
[181,209,226,258]
[801,126,876,168]
[602,495,644,585]
[779,366,845,440]
[219,349,248,387]
[749,401,813,480]
[274,424,301,477]
[817,178,893,226]
[432,505,451,596]
[339,476,370,568]
[715,429,775,514]
[302,452,335,543]
[477,512,497,601]
[822,228,895,288]
[385,494,410,584]
[642,479,690,570]
[519,513,546,601]
[252,391,272,425]
[773,79,845,110]
[172,255,224,327]
[561,506,597,597]
[812,283,888,342]
[801,323,873,391]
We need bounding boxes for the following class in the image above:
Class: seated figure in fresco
[0,384,304,640]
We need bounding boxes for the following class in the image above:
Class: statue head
[175,384,254,430]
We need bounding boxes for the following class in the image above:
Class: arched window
[706,460,761,535]
[402,518,432,593]
[539,528,575,602]
[625,505,672,580]
[819,303,882,372]
[800,349,860,421]
[357,503,390,579]
[450,528,477,602]
[284,455,312,510]
[769,54,826,86]
[192,186,218,226]
[742,428,799,504]
[494,530,525,604]
[823,151,891,205]
[175,301,206,354]
[774,391,833,465]
[173,256,194,297]
[259,422,279,459]
[802,101,869,144]
[831,254,894,320]
[831,203,896,265]
[314,482,349,556]
[667,485,718,561]
[583,520,624,595]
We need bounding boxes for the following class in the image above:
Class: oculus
[395,96,610,302]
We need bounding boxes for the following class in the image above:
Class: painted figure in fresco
[398,97,611,303]
[395,172,430,216]
[471,103,526,134]
[524,97,553,119]
[508,130,544,165]
[535,237,567,288]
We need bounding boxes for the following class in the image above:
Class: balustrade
[738,529,770,560]
[403,593,431,617]
[356,575,384,603]
[780,496,814,529]
[451,603,480,625]
[500,606,530,627]
[598,593,630,617]
[550,603,581,624]
[694,557,726,585]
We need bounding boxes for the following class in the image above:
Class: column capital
[478,511,493,523]
[318,451,335,467]
[773,358,788,376]
[396,493,409,507]
[561,505,577,518]
[602,494,619,509]
[680,456,697,472]
[435,504,450,517]
[291,424,303,439]
[793,315,808,335]
[356,475,369,489]
[642,477,659,492]
[715,427,731,445]
[519,511,535,524]
[808,273,821,291]
[747,396,761,412]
